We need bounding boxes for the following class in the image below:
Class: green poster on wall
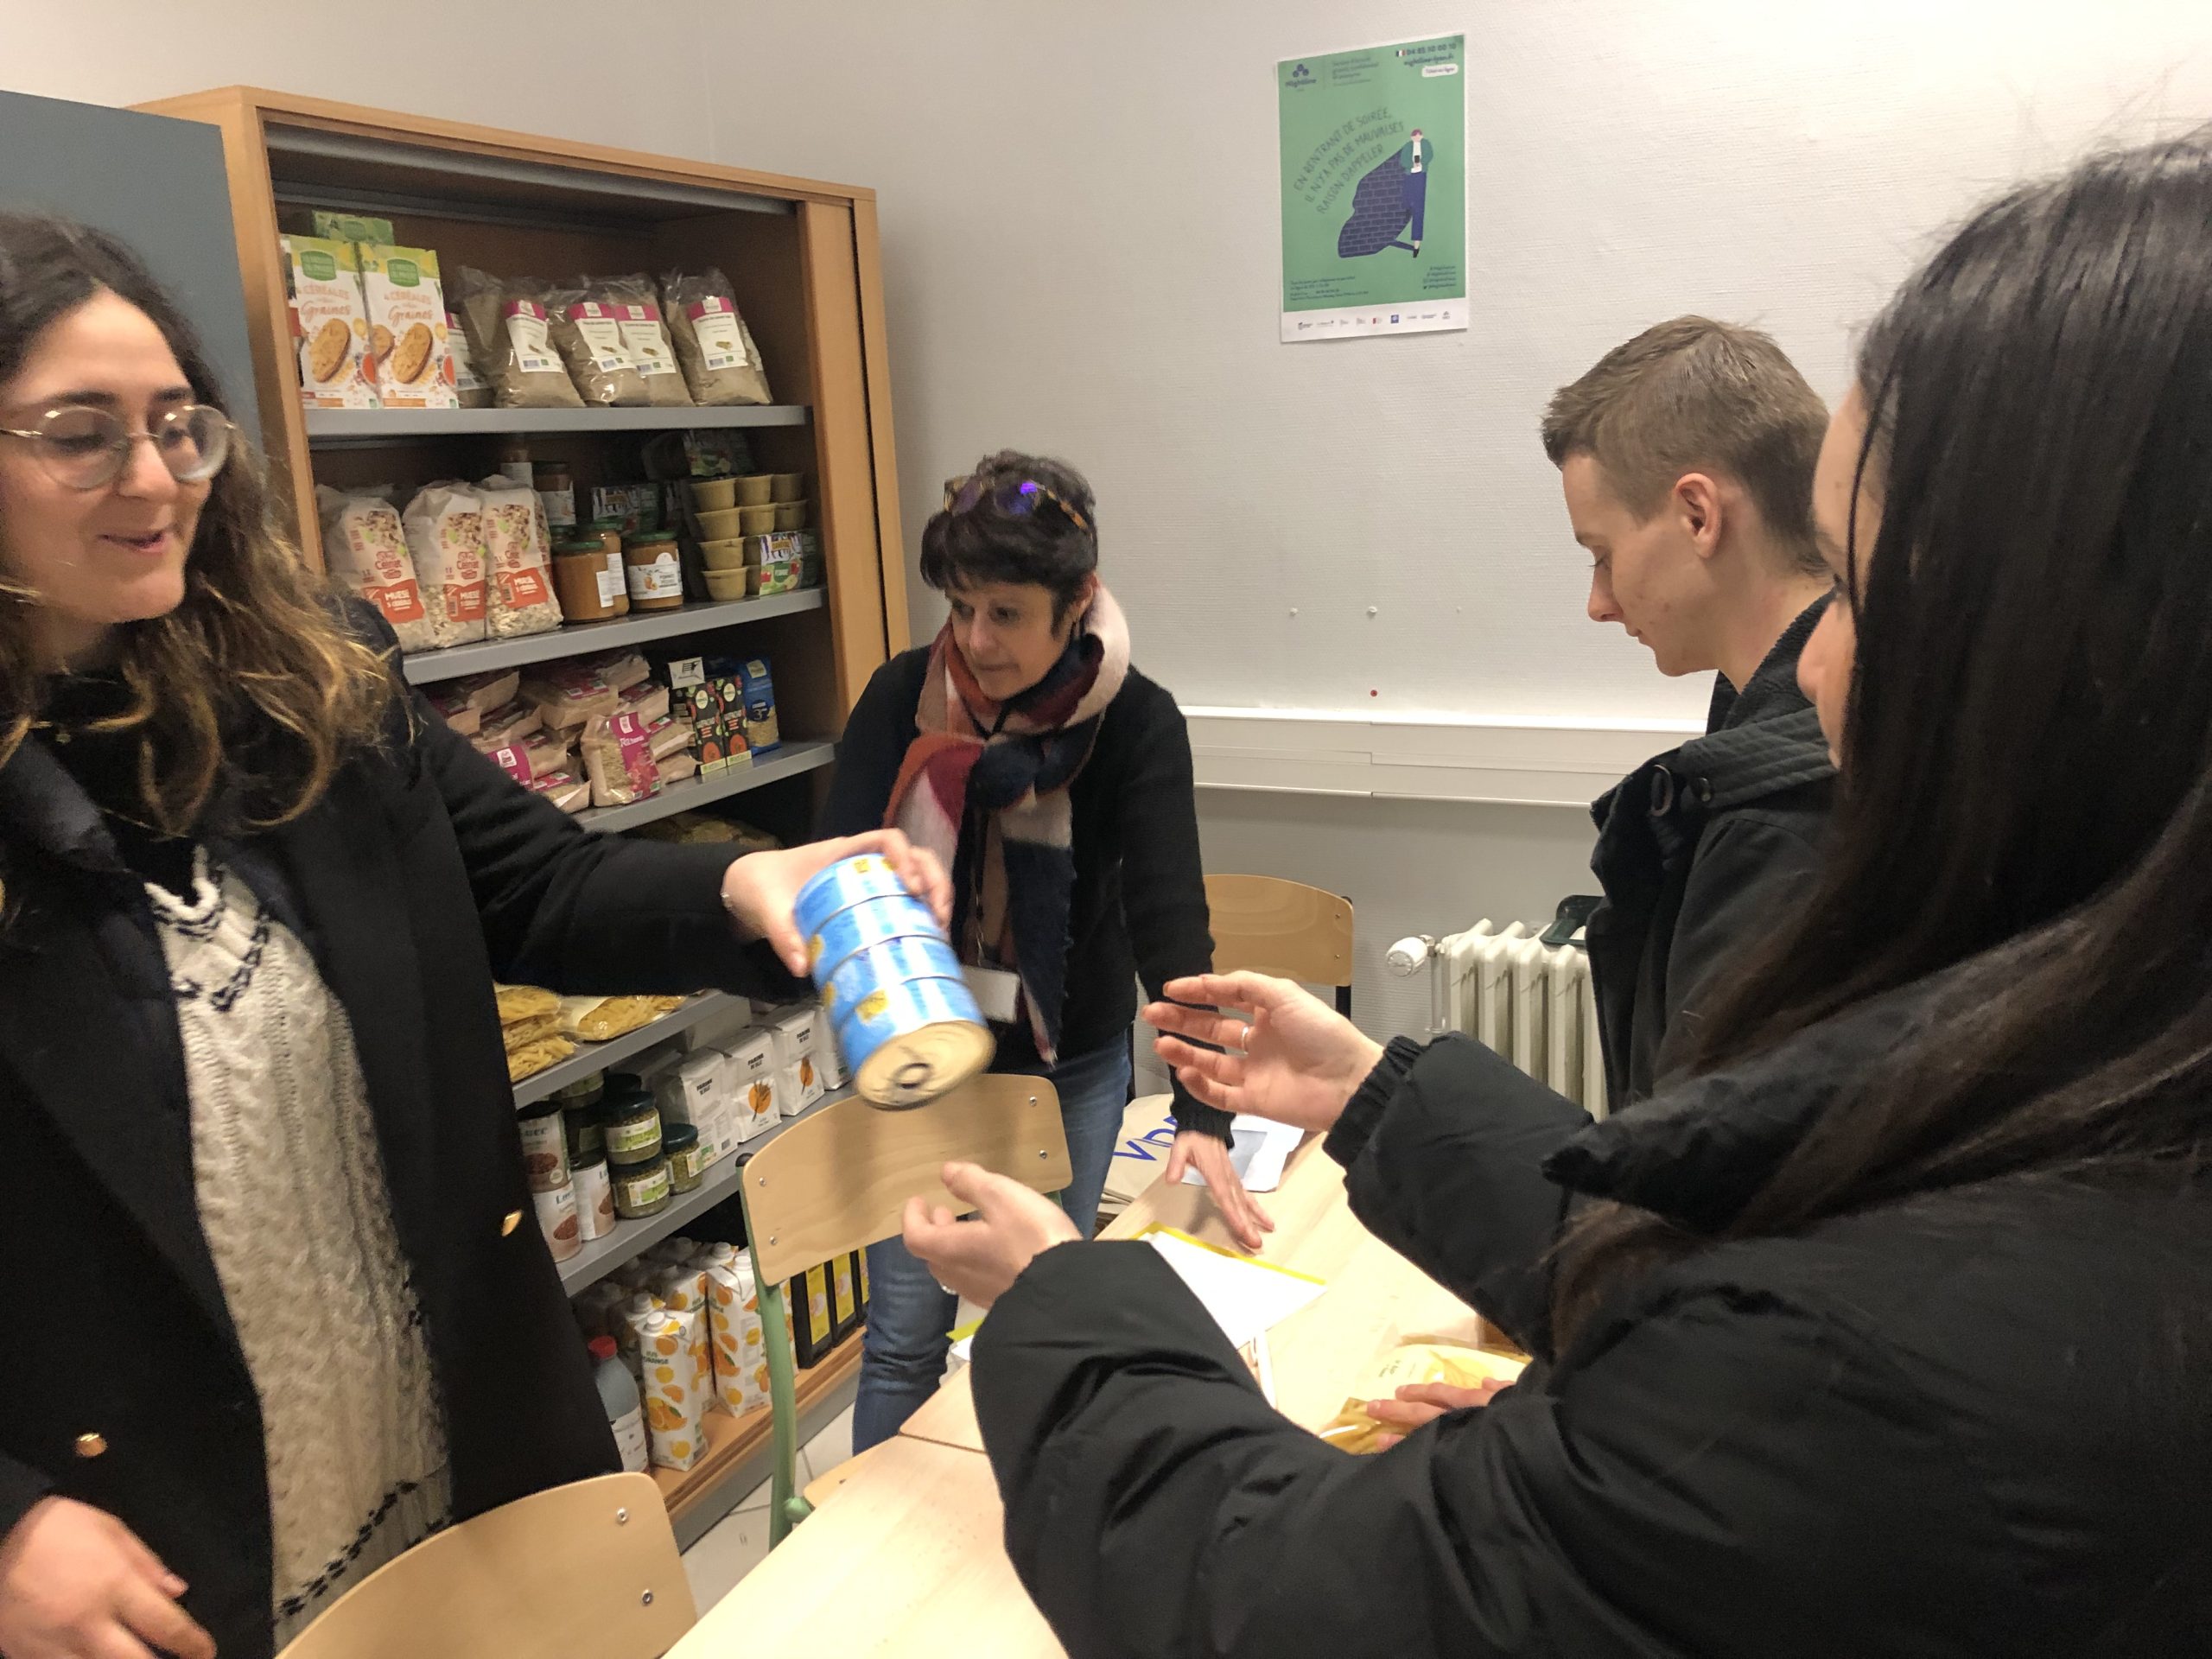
[1278,35,1465,342]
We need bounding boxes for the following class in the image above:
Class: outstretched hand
[720,829,952,977]
[1166,1128,1274,1252]
[903,1160,1082,1310]
[1145,973,1384,1135]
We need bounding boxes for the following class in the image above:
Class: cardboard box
[312,210,394,245]
[358,245,459,409]
[284,236,378,408]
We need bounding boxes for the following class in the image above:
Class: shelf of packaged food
[400,590,824,685]
[654,1328,864,1533]
[511,992,748,1109]
[305,404,811,446]
[576,739,836,836]
[558,1083,855,1297]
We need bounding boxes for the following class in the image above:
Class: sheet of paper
[1181,1115,1302,1193]
[946,1228,1325,1363]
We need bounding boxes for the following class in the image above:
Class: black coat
[818,645,1224,1137]
[1586,596,1834,1103]
[969,977,2212,1656]
[0,645,785,1659]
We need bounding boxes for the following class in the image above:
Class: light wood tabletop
[669,1135,1516,1658]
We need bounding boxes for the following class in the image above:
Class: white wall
[13,0,2212,1033]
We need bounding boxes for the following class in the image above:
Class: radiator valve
[1386,935,1435,976]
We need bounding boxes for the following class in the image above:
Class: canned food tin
[804,891,942,982]
[830,976,994,1109]
[792,853,912,937]
[822,936,965,1018]
[532,1181,582,1261]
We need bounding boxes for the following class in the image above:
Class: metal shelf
[558,1084,856,1295]
[306,404,809,446]
[511,992,750,1109]
[577,740,836,836]
[401,590,824,686]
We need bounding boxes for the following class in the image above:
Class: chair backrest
[1205,874,1355,1006]
[279,1473,690,1659]
[742,1073,1071,1287]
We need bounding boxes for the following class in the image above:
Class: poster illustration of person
[1279,35,1465,340]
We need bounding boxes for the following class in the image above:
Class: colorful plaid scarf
[884,585,1131,1060]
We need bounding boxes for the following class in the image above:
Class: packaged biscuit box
[358,245,459,409]
[285,236,379,409]
[639,1306,708,1471]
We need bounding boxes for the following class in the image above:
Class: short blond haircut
[1541,316,1829,574]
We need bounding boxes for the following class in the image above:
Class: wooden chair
[740,1074,1071,1546]
[1203,874,1357,1017]
[278,1472,690,1659]
[1110,876,1357,1217]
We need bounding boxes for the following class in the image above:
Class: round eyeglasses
[0,404,234,492]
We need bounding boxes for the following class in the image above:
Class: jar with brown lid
[622,531,683,612]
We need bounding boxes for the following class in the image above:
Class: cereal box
[640,1306,707,1471]
[358,245,458,409]
[286,236,378,409]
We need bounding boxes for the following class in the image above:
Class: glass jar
[556,1071,607,1163]
[585,518,630,616]
[622,531,684,612]
[598,1089,663,1168]
[537,463,576,535]
[551,537,621,623]
[663,1122,708,1193]
[612,1154,673,1221]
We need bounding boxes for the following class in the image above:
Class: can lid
[588,1335,616,1359]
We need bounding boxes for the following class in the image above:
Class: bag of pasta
[660,267,772,405]
[1313,1337,1526,1455]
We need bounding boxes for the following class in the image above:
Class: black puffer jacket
[1586,595,1834,1103]
[969,976,2212,1656]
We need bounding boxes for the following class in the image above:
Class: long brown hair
[0,214,391,832]
[1554,130,2212,1345]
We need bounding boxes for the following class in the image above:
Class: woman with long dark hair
[906,131,2212,1655]
[0,214,944,1659]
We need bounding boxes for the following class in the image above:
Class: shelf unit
[305,404,810,443]
[401,591,824,685]
[559,1083,855,1296]
[575,741,836,835]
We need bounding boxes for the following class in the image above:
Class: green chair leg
[753,1262,805,1548]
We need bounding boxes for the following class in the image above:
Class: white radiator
[1426,922,1609,1118]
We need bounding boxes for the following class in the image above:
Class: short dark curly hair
[919,450,1097,622]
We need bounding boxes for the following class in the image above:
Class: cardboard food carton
[358,245,459,409]
[285,236,378,408]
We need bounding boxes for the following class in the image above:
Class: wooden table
[669,1137,1511,1658]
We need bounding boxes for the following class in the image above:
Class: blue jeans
[853,1039,1131,1452]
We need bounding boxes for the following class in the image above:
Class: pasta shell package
[400,482,490,648]
[285,236,379,408]
[582,712,664,809]
[315,486,435,650]
[454,265,583,409]
[474,480,566,638]
[639,1306,707,1471]
[1313,1338,1529,1456]
[706,1258,769,1414]
[547,283,648,406]
[593,274,693,408]
[358,245,458,409]
[662,267,773,405]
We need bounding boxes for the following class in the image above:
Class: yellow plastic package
[1314,1338,1528,1455]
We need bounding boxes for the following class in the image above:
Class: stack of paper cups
[795,855,994,1109]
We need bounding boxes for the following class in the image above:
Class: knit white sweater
[149,855,450,1648]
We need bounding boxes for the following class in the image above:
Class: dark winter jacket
[818,645,1224,1138]
[969,974,2212,1657]
[0,618,788,1659]
[1586,595,1834,1103]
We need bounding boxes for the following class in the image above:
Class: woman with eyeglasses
[819,448,1262,1452]
[0,214,948,1659]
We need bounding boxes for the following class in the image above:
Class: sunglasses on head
[942,473,1091,537]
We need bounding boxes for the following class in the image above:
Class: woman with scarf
[820,449,1265,1452]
